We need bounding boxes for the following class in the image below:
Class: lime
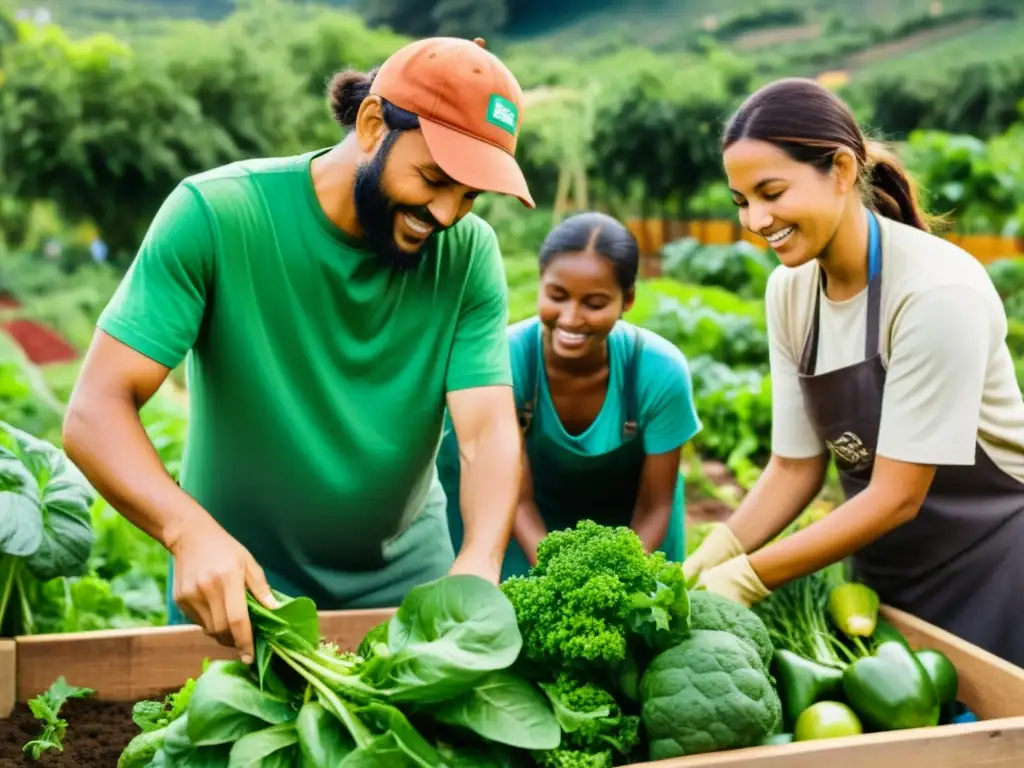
[794,701,864,741]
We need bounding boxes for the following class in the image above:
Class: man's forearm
[63,395,210,552]
[458,418,522,565]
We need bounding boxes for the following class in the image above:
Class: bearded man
[62,37,532,664]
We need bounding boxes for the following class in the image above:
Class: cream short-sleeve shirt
[766,213,1024,484]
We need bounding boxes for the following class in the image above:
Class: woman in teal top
[437,212,702,580]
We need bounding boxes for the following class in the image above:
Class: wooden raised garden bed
[2,605,1023,767]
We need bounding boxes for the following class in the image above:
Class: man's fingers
[245,558,279,611]
[225,573,255,664]
[176,599,207,631]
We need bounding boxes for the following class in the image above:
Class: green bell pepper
[772,648,845,730]
[914,649,959,724]
[871,616,909,649]
[842,641,940,731]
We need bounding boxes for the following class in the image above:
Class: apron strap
[799,210,883,375]
[516,322,541,434]
[622,324,644,439]
[517,322,645,440]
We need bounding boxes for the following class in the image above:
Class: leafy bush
[660,237,778,300]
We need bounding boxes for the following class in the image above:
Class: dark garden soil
[0,698,143,767]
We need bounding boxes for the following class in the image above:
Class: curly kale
[533,673,641,767]
[500,520,691,677]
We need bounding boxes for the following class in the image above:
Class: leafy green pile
[500,520,780,765]
[112,522,786,766]
[119,574,560,767]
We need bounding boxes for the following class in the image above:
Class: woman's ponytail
[864,140,935,233]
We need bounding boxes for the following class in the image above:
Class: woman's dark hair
[723,77,936,232]
[539,212,640,294]
[327,67,420,133]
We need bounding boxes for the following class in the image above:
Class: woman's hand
[693,554,772,607]
[682,523,745,583]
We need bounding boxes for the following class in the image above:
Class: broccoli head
[640,629,782,759]
[687,589,774,668]
[500,521,690,676]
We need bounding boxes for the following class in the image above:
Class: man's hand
[169,516,279,663]
[448,549,503,585]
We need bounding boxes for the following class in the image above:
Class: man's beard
[354,131,441,272]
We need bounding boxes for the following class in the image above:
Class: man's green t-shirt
[97,148,513,614]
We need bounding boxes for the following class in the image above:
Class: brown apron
[797,211,1024,668]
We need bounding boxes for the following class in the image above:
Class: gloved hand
[682,523,745,584]
[696,555,772,608]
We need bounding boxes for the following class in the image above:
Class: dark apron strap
[622,325,644,439]
[517,322,541,434]
[800,211,884,375]
[518,322,645,439]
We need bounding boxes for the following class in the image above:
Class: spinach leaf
[365,575,522,703]
[340,702,443,767]
[295,700,354,768]
[433,670,560,750]
[227,721,300,767]
[149,715,232,767]
[185,661,297,747]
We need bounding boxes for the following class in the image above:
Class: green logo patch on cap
[486,93,519,135]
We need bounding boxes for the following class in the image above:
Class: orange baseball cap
[369,36,535,209]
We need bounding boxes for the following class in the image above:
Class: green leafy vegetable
[0,420,96,635]
[22,676,95,760]
[640,629,782,759]
[118,574,560,767]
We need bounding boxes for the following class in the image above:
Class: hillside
[16,0,1024,81]
[502,0,1021,81]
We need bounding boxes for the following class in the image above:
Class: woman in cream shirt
[684,77,1024,667]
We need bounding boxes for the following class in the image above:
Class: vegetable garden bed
[2,605,1022,767]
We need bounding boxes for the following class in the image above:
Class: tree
[0,24,238,256]
[360,0,508,39]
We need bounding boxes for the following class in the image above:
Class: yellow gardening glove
[682,523,744,585]
[695,555,772,608]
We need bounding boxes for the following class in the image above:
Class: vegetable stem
[0,556,17,634]
[270,642,374,747]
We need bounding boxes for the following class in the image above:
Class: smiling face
[723,138,857,268]
[538,249,633,361]
[354,119,482,270]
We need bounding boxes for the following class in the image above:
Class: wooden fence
[626,218,1024,265]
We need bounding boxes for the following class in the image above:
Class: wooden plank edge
[0,639,15,717]
[11,608,395,648]
[883,605,1024,719]
[625,717,1024,768]
[12,608,397,704]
